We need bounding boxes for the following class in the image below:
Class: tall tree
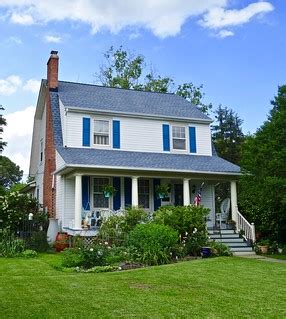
[239,85,286,242]
[212,105,244,165]
[0,156,23,189]
[0,105,7,152]
[96,46,212,114]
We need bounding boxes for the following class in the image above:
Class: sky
[0,0,285,177]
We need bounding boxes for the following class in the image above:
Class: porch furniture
[216,198,230,229]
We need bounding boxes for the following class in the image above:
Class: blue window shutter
[113,177,121,210]
[82,118,90,147]
[124,178,132,207]
[153,179,161,211]
[162,124,170,151]
[189,127,197,153]
[113,120,120,149]
[82,176,90,210]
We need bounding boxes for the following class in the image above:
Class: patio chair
[216,198,230,229]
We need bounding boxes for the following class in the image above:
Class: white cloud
[0,75,22,95]
[217,29,234,38]
[200,2,274,29]
[0,1,275,38]
[129,32,141,40]
[44,35,62,43]
[23,79,41,93]
[2,106,35,174]
[10,12,34,25]
[7,36,22,44]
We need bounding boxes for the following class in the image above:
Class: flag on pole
[194,182,204,206]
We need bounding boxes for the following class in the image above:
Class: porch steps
[208,229,254,254]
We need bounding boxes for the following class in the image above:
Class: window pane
[172,126,185,138]
[93,178,109,208]
[94,120,109,133]
[173,139,186,150]
[138,179,149,208]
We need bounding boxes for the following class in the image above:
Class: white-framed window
[93,177,110,208]
[138,179,150,209]
[172,126,186,150]
[94,120,110,146]
[40,139,44,163]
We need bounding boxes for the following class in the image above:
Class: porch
[57,172,240,236]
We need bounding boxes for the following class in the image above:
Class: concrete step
[210,234,240,239]
[208,229,235,235]
[230,246,253,252]
[214,238,246,243]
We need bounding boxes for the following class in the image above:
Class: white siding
[59,99,66,146]
[56,175,65,228]
[63,177,75,228]
[64,110,212,156]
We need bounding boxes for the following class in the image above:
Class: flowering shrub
[153,205,209,236]
[127,223,179,265]
[181,229,208,256]
[0,191,39,233]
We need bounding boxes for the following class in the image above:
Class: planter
[47,218,59,244]
[55,232,69,252]
[258,245,268,254]
[201,247,211,258]
[278,248,283,254]
[104,191,111,198]
[158,193,165,199]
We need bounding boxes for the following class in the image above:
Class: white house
[29,51,244,237]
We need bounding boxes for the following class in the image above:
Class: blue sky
[0,0,285,175]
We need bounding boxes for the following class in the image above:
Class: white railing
[237,210,256,244]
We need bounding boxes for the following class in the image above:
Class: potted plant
[103,185,116,198]
[257,239,270,254]
[227,219,236,230]
[155,184,170,199]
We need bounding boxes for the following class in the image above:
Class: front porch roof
[56,147,241,176]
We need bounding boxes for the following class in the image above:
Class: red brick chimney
[47,50,59,90]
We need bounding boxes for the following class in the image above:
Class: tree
[0,156,23,189]
[239,85,286,242]
[96,46,212,114]
[212,105,244,165]
[0,105,7,152]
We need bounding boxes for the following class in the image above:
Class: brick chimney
[47,50,59,91]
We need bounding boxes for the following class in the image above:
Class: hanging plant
[155,184,170,199]
[103,185,116,198]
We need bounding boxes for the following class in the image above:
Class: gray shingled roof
[57,147,240,174]
[57,81,211,121]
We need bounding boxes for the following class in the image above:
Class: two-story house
[29,51,242,237]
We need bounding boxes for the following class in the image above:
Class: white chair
[216,198,230,229]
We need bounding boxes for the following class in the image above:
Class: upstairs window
[94,120,110,145]
[40,139,44,163]
[172,126,186,150]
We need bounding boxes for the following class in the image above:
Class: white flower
[104,241,108,245]
[193,228,197,234]
[90,248,94,252]
[185,232,188,236]
[118,266,122,270]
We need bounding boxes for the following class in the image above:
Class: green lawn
[265,254,286,260]
[0,254,285,318]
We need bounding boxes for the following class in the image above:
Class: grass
[0,254,285,318]
[265,254,286,260]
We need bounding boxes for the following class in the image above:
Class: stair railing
[236,209,256,244]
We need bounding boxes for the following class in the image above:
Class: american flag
[194,182,204,206]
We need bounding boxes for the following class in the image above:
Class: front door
[174,184,183,206]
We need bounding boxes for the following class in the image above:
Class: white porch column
[131,176,139,207]
[183,178,190,206]
[230,180,238,224]
[74,175,82,229]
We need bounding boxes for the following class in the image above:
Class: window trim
[40,138,44,163]
[93,119,111,147]
[171,125,187,152]
[92,177,111,209]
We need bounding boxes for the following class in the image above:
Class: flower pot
[278,248,283,254]
[201,247,211,258]
[258,245,268,254]
[55,232,69,252]
[47,218,59,244]
[158,193,165,199]
[104,191,111,198]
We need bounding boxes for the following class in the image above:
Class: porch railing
[237,210,256,244]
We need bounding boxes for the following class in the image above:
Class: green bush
[22,249,38,258]
[0,229,25,257]
[99,207,148,243]
[25,231,50,252]
[209,241,232,257]
[183,230,208,256]
[128,223,179,265]
[154,205,209,236]
[61,248,84,268]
